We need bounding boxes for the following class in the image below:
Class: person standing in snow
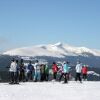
[75,61,82,83]
[34,60,41,82]
[25,63,30,82]
[19,59,25,82]
[58,63,64,82]
[27,61,34,80]
[52,62,58,81]
[9,59,17,84]
[59,61,69,83]
[14,60,20,84]
[82,65,88,81]
[44,64,49,81]
[40,64,45,81]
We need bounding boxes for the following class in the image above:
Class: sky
[0,0,100,52]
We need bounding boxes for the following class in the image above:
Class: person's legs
[14,72,18,83]
[83,74,84,80]
[32,71,35,81]
[78,73,82,82]
[17,71,19,83]
[34,71,37,82]
[41,73,43,81]
[37,71,41,81]
[84,74,87,80]
[46,74,49,81]
[54,72,57,80]
[67,73,69,80]
[43,73,45,81]
[59,73,64,82]
[30,71,33,80]
[45,73,49,81]
[26,72,30,81]
[64,73,68,83]
[75,73,78,81]
[19,71,22,82]
[22,70,25,82]
[10,72,14,84]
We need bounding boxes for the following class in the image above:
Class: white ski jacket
[9,62,17,72]
[75,63,82,73]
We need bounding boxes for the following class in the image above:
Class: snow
[3,42,100,57]
[0,81,100,100]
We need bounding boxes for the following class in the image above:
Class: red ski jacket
[52,64,58,73]
[82,67,88,74]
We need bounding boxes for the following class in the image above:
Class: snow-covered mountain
[3,42,100,58]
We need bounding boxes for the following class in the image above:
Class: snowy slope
[0,82,100,100]
[3,42,100,57]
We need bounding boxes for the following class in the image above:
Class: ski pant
[41,73,45,81]
[53,72,57,80]
[34,71,41,81]
[45,73,49,81]
[83,74,87,80]
[10,72,18,83]
[30,71,33,80]
[15,71,19,83]
[59,73,68,83]
[75,73,82,82]
[26,71,33,81]
[19,70,25,82]
[10,72,15,83]
[25,72,30,81]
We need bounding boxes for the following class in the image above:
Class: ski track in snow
[0,81,100,100]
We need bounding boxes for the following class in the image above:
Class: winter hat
[63,61,66,64]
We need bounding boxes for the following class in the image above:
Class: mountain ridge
[3,42,100,57]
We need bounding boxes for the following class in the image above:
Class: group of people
[52,61,69,83]
[75,62,88,83]
[9,59,49,84]
[9,59,88,84]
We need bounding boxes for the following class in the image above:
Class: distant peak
[54,42,62,46]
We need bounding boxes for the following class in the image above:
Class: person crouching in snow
[82,65,88,81]
[52,62,58,81]
[75,61,82,83]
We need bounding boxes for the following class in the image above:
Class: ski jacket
[19,63,25,72]
[16,64,20,72]
[28,64,34,71]
[52,64,58,73]
[9,62,17,72]
[40,65,45,74]
[45,65,49,74]
[63,63,69,73]
[82,67,88,74]
[58,66,64,73]
[34,63,40,72]
[75,63,82,73]
[25,65,30,73]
